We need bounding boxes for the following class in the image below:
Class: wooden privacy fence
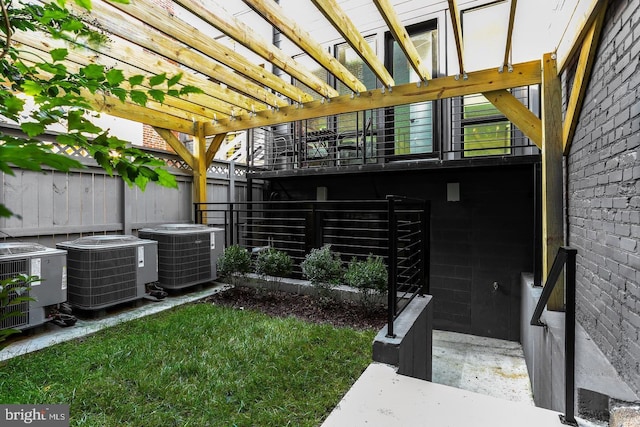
[0,145,259,247]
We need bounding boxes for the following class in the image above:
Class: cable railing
[195,198,429,335]
[530,247,578,426]
[386,195,430,338]
[249,90,540,172]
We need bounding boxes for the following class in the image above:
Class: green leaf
[148,73,167,87]
[73,0,92,11]
[110,87,127,102]
[20,122,45,137]
[81,64,105,80]
[60,19,84,32]
[129,90,147,106]
[128,75,144,86]
[155,168,178,189]
[21,80,43,96]
[50,48,68,61]
[167,89,180,98]
[4,95,25,117]
[167,73,182,87]
[106,69,125,86]
[108,0,130,4]
[148,89,165,104]
[180,85,204,95]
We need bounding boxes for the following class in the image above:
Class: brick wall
[567,0,640,396]
[142,125,173,152]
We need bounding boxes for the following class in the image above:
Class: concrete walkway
[324,331,605,427]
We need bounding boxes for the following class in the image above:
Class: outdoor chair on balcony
[273,134,295,170]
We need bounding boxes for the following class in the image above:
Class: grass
[0,302,376,426]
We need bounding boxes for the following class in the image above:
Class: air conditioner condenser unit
[56,235,158,311]
[138,224,224,290]
[0,242,68,331]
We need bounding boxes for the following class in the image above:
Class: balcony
[246,89,540,177]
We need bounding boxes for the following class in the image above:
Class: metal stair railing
[530,246,578,426]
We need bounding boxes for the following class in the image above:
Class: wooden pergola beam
[503,0,517,68]
[193,122,208,205]
[557,0,606,73]
[65,0,269,115]
[206,134,228,166]
[15,34,221,123]
[541,53,565,311]
[483,89,542,148]
[175,0,336,100]
[447,0,465,76]
[102,0,292,110]
[206,60,541,135]
[153,128,196,170]
[243,0,366,93]
[563,0,608,155]
[311,0,395,88]
[373,0,431,82]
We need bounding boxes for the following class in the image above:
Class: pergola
[17,0,608,309]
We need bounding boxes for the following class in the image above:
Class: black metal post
[387,196,397,338]
[562,248,578,426]
[229,203,235,246]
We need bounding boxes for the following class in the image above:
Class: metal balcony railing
[195,198,430,336]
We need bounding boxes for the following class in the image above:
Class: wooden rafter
[243,0,366,93]
[447,0,465,76]
[206,134,228,166]
[311,0,395,88]
[205,60,541,135]
[100,0,296,109]
[63,0,272,115]
[503,0,517,69]
[153,128,196,170]
[14,32,227,122]
[563,0,607,154]
[174,0,337,100]
[557,0,606,73]
[373,0,431,82]
[483,89,542,148]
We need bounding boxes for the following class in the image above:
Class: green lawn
[0,302,375,426]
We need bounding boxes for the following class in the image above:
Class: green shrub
[254,248,293,287]
[344,255,388,312]
[0,275,37,346]
[300,245,343,299]
[217,245,252,285]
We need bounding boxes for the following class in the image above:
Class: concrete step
[322,363,566,427]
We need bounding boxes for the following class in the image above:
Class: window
[461,94,511,157]
[386,22,438,157]
[292,54,329,133]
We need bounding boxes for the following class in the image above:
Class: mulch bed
[204,285,387,331]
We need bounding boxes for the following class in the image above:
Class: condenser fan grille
[66,247,137,309]
[141,231,211,288]
[0,259,29,329]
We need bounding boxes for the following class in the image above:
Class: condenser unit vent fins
[66,247,137,309]
[154,233,211,288]
[0,259,29,329]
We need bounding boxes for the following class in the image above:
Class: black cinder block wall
[265,162,536,341]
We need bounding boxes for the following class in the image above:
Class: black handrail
[530,246,578,426]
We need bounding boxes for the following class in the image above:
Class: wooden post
[193,121,208,223]
[541,53,565,311]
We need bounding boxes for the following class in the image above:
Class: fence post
[420,201,429,295]
[229,203,235,246]
[387,196,397,338]
[563,248,578,426]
